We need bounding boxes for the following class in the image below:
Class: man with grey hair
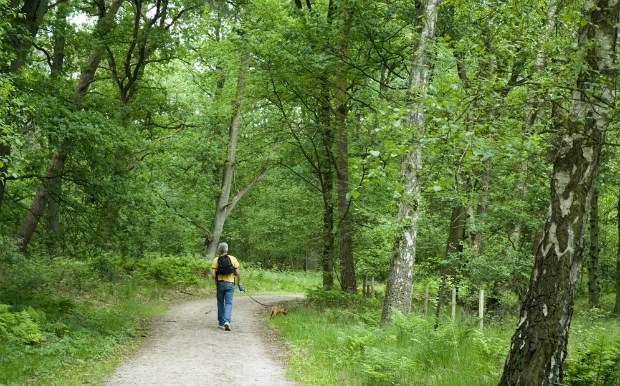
[211,242,241,331]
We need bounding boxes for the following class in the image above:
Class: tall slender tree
[331,0,356,292]
[382,0,440,323]
[615,189,620,316]
[205,52,250,257]
[588,185,601,308]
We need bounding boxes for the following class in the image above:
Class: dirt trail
[105,294,301,386]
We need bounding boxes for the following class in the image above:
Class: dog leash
[240,287,271,307]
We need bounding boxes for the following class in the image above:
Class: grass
[269,288,620,386]
[0,255,209,386]
[270,290,507,386]
[242,264,321,293]
[0,300,166,385]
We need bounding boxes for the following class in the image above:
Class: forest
[2,0,620,385]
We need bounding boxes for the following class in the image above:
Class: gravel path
[104,294,301,386]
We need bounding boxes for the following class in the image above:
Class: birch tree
[499,0,620,383]
[381,0,440,323]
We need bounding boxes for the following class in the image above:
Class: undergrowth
[3,252,619,386]
[0,254,319,385]
[270,288,620,386]
[0,254,213,385]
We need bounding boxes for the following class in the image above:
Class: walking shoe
[224,322,231,331]
[218,325,225,330]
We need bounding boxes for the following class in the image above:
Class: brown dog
[270,304,287,318]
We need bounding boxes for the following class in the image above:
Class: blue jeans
[216,281,235,326]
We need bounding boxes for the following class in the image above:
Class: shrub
[130,255,211,286]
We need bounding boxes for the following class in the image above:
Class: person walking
[211,242,242,331]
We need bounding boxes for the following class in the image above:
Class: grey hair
[217,242,229,254]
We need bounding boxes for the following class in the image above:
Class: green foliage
[564,337,620,386]
[0,253,212,385]
[242,265,321,293]
[272,289,509,386]
[0,304,45,344]
[0,253,319,385]
[127,255,212,286]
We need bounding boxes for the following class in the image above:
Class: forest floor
[104,294,302,386]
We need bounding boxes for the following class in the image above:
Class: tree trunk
[615,190,620,316]
[382,0,440,323]
[0,143,10,210]
[499,1,619,383]
[321,181,335,290]
[334,0,356,293]
[6,0,49,73]
[588,186,600,308]
[471,163,490,253]
[434,204,466,329]
[320,72,336,289]
[16,151,67,250]
[204,53,249,258]
[46,3,70,249]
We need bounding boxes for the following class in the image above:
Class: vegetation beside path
[271,289,620,386]
[0,254,317,385]
[2,254,620,386]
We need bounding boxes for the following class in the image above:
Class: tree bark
[333,0,356,293]
[204,53,249,258]
[382,0,440,323]
[615,189,620,316]
[499,1,619,383]
[320,75,336,289]
[434,204,466,328]
[321,178,335,290]
[588,186,600,308]
[5,0,49,73]
[46,2,70,248]
[16,151,67,250]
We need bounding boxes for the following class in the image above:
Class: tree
[204,51,250,257]
[331,0,356,292]
[499,0,620,384]
[15,0,124,251]
[615,189,620,316]
[381,0,440,323]
[588,185,600,308]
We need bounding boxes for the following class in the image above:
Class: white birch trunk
[500,1,619,384]
[381,0,441,323]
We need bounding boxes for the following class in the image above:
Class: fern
[0,304,45,344]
